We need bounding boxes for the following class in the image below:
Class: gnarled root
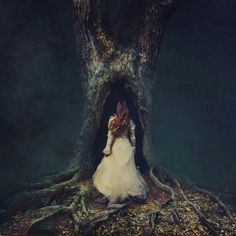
[149,166,176,204]
[83,208,122,235]
[25,205,66,235]
[194,185,235,224]
[26,199,123,235]
[173,178,220,236]
[6,172,80,215]
[19,169,78,191]
[184,175,235,224]
[149,166,180,223]
[147,210,159,235]
[25,186,92,235]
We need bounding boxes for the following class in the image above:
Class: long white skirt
[92,137,149,203]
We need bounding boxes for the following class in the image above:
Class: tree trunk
[3,4,236,233]
[70,0,179,179]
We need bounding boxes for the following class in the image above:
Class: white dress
[92,115,149,204]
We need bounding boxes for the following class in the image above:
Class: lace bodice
[105,115,136,149]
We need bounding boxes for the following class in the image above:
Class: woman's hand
[103,146,111,156]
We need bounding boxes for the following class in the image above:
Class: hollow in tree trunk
[4,0,180,215]
[70,0,179,179]
[2,2,236,235]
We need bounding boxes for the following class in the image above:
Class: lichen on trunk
[3,0,180,215]
[2,3,236,235]
[70,0,179,179]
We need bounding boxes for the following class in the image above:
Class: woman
[92,101,149,208]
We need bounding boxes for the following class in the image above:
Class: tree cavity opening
[93,81,148,173]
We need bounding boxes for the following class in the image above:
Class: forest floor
[0,170,236,236]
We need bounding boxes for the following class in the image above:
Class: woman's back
[92,102,148,207]
[109,115,136,143]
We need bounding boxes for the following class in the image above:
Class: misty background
[0,0,235,205]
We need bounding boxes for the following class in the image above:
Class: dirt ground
[0,172,236,236]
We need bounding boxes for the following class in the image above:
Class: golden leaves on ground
[0,175,236,235]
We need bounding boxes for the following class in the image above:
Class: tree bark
[70,0,179,179]
[3,4,236,234]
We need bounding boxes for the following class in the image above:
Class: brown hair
[109,101,129,134]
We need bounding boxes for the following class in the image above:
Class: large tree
[6,0,179,213]
[70,0,179,178]
[3,1,235,235]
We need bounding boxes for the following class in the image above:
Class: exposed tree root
[83,208,122,235]
[19,168,78,191]
[194,185,235,224]
[149,166,176,205]
[183,175,235,224]
[173,178,220,236]
[149,166,180,224]
[25,205,66,235]
[63,187,93,234]
[1,172,236,235]
[149,166,234,235]
[26,189,123,235]
[6,172,80,215]
[69,188,91,215]
[25,186,92,235]
[146,210,159,235]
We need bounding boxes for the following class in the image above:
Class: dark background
[0,0,235,204]
[152,0,236,192]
